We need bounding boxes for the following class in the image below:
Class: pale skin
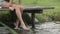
[2,0,29,30]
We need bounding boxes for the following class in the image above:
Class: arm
[9,0,13,4]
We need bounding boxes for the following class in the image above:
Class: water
[1,21,60,34]
[15,22,60,34]
[0,27,11,34]
[34,22,60,34]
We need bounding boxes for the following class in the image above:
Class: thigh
[12,4,24,14]
[12,4,24,9]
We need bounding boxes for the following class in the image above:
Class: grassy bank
[22,0,60,22]
[17,0,60,22]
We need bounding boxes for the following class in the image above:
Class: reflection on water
[15,28,43,34]
[1,20,60,34]
[16,29,33,34]
[0,27,12,34]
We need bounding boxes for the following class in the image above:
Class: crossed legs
[14,6,28,30]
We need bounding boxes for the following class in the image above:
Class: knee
[14,6,20,9]
[16,5,24,9]
[20,5,24,9]
[13,4,24,10]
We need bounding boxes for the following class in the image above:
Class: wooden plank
[0,6,54,13]
[24,6,54,10]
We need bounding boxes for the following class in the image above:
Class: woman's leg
[13,5,24,29]
[15,8,28,30]
[12,4,28,30]
[14,19,19,29]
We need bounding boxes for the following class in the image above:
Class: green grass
[22,0,60,21]
[22,0,60,6]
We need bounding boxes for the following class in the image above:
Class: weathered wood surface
[0,6,54,13]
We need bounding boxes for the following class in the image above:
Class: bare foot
[14,23,19,30]
[21,25,30,30]
[14,27,20,30]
